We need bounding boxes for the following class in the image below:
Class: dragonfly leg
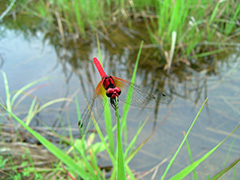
[110,98,117,110]
[110,98,121,118]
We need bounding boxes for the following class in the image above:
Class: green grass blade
[161,98,208,180]
[11,76,50,106]
[125,118,148,159]
[96,35,114,153]
[38,98,70,112]
[169,123,240,180]
[104,99,114,153]
[0,104,93,179]
[73,0,85,36]
[93,112,116,169]
[126,165,136,180]
[1,71,12,112]
[208,1,221,26]
[0,0,16,21]
[89,145,102,179]
[125,41,143,105]
[121,41,143,142]
[184,132,198,180]
[209,158,240,180]
[192,49,225,58]
[26,97,38,126]
[225,3,240,35]
[116,98,126,180]
[224,137,236,167]
[73,139,96,176]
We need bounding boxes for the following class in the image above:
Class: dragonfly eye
[114,87,121,95]
[106,88,114,97]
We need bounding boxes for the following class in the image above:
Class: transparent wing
[79,81,107,137]
[113,76,171,108]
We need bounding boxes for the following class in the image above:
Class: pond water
[1,25,240,179]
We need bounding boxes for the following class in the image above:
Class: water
[1,26,240,179]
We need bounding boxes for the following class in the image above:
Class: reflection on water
[1,21,240,179]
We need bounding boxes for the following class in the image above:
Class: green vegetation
[1,0,239,67]
[1,1,240,179]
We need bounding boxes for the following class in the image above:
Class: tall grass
[149,0,240,65]
[3,0,239,66]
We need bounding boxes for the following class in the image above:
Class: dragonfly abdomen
[93,57,107,78]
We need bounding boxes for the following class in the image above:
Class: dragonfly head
[106,87,121,99]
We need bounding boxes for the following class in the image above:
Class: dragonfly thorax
[102,76,121,98]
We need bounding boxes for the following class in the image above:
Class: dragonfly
[78,57,171,136]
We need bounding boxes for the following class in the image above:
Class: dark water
[1,25,240,179]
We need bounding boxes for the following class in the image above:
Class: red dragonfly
[79,57,170,136]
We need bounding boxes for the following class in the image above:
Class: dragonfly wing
[79,81,107,137]
[113,76,171,108]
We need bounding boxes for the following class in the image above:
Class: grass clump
[1,0,239,67]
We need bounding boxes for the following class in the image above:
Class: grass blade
[161,98,208,180]
[0,104,94,179]
[0,0,16,21]
[26,97,38,125]
[184,132,198,180]
[11,77,50,106]
[116,98,126,179]
[121,41,143,141]
[1,71,12,113]
[125,118,148,161]
[224,137,237,167]
[210,158,240,180]
[169,123,240,180]
[96,35,115,153]
[38,98,70,112]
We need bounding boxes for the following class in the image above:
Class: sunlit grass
[169,123,240,180]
